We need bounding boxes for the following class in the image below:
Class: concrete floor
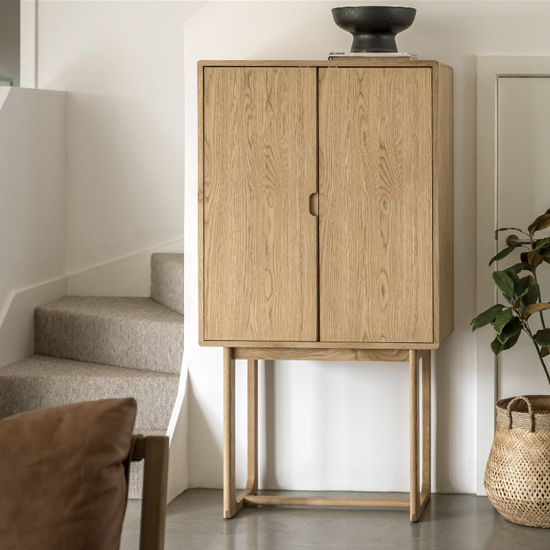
[121,489,550,550]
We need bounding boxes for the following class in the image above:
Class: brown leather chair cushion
[0,398,137,550]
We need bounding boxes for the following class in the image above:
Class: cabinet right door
[318,67,433,343]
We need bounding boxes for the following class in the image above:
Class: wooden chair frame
[130,435,169,550]
[223,348,431,522]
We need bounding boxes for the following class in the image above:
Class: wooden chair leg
[139,436,169,550]
[246,359,258,494]
[409,350,420,522]
[223,348,238,518]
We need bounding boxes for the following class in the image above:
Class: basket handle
[506,396,535,432]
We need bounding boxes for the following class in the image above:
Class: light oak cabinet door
[318,68,433,343]
[203,67,318,341]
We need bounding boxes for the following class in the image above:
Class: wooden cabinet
[198,59,453,522]
[199,60,453,349]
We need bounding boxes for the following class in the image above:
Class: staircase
[0,253,184,498]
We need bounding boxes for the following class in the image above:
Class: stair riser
[150,254,184,315]
[0,375,177,430]
[35,310,183,375]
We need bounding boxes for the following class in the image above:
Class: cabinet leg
[422,351,432,497]
[246,359,259,495]
[409,350,420,522]
[223,348,238,518]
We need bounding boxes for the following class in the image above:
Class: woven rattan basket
[485,395,550,528]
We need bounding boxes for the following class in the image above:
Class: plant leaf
[504,332,521,351]
[491,332,521,355]
[528,209,550,235]
[489,245,518,266]
[496,227,528,234]
[523,302,550,319]
[514,289,528,308]
[536,218,550,232]
[541,248,550,259]
[492,271,515,298]
[534,329,550,347]
[494,308,514,334]
[505,262,530,274]
[471,304,505,332]
[542,347,550,358]
[491,336,503,355]
[534,237,550,250]
[507,270,524,299]
[497,317,522,344]
[528,250,544,268]
[520,275,539,308]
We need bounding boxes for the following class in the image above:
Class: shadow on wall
[60,87,184,272]
[434,345,456,493]
[187,374,222,487]
[259,359,411,492]
[262,351,458,494]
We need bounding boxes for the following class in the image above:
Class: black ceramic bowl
[332,6,416,53]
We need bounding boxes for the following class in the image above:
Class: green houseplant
[471,208,550,386]
[473,208,550,527]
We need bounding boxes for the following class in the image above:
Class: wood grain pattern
[409,350,420,522]
[203,67,318,341]
[233,347,409,361]
[223,348,239,518]
[198,64,205,345]
[319,68,433,343]
[242,495,410,508]
[203,339,439,349]
[433,65,454,344]
[199,61,453,348]
[422,351,432,496]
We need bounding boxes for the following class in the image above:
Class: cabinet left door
[201,67,318,342]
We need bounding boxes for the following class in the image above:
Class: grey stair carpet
[1,253,184,499]
[0,355,178,430]
[35,297,183,375]
[150,254,184,315]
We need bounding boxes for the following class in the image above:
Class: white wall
[67,238,183,297]
[496,77,550,399]
[23,3,203,503]
[0,88,66,318]
[0,0,20,86]
[0,87,66,366]
[184,1,550,496]
[36,1,205,274]
[26,0,550,497]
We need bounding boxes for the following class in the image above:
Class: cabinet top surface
[198,59,451,70]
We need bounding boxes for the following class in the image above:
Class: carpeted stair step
[35,297,183,375]
[0,355,179,431]
[150,253,184,315]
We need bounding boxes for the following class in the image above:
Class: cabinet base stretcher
[223,348,432,523]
